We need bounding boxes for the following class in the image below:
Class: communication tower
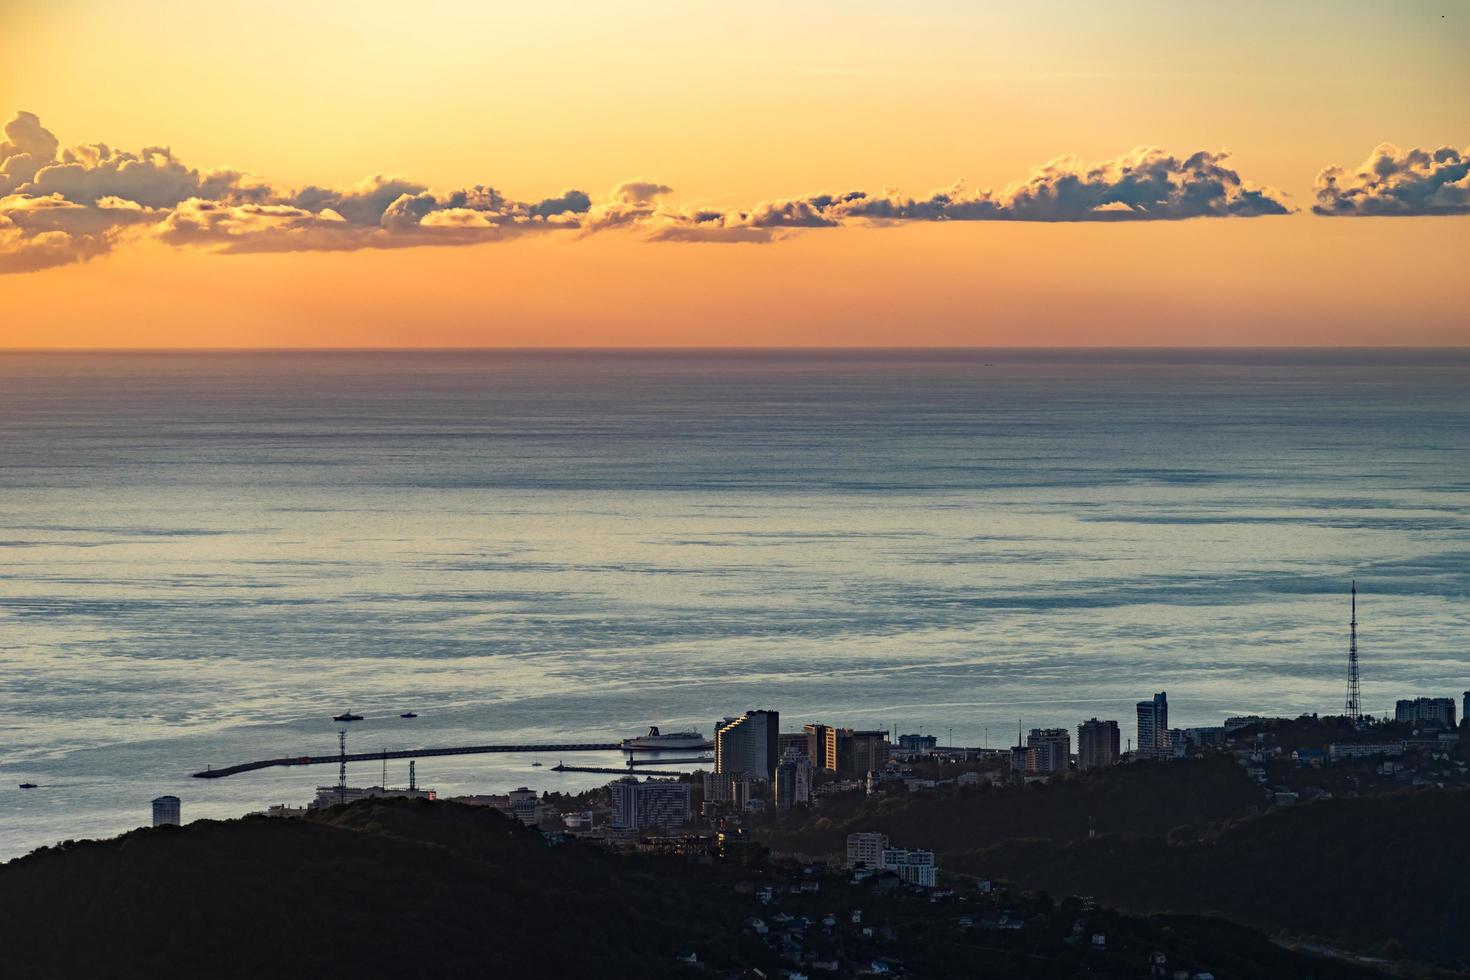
[1345,581,1362,723]
[337,730,348,804]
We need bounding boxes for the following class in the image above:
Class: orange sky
[2,0,1467,347]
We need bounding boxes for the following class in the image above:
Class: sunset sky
[2,0,1467,347]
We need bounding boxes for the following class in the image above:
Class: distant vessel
[621,726,706,751]
[333,711,363,722]
[531,761,543,767]
[399,711,418,719]
[19,782,37,789]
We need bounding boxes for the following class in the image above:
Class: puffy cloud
[611,180,673,206]
[1313,144,1470,216]
[0,190,161,273]
[0,111,598,271]
[1,111,1303,273]
[593,149,1291,244]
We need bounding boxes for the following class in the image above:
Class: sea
[1,349,1467,859]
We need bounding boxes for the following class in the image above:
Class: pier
[551,764,698,777]
[192,742,622,779]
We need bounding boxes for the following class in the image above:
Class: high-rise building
[1463,692,1469,729]
[1026,728,1071,774]
[803,723,831,768]
[151,795,181,827]
[897,733,938,752]
[610,777,691,830]
[881,847,937,888]
[702,771,754,810]
[1076,718,1120,770]
[815,727,891,778]
[846,831,888,869]
[774,750,813,810]
[849,730,889,777]
[1009,743,1030,774]
[1395,697,1457,730]
[714,710,780,781]
[1136,692,1168,758]
[777,732,809,760]
[508,787,540,826]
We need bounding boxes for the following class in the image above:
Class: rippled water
[2,349,1467,858]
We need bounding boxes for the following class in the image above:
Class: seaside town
[126,679,1466,980]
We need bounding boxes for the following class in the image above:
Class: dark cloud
[1313,143,1470,216]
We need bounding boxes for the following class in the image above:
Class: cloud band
[25,110,1453,275]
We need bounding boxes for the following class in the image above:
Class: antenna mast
[337,730,348,804]
[1345,580,1361,723]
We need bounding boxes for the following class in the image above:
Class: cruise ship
[621,726,708,751]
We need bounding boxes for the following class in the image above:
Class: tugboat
[399,711,418,719]
[333,710,364,722]
[19,782,37,789]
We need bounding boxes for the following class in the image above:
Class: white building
[846,831,888,870]
[610,777,691,830]
[1395,697,1457,729]
[151,795,181,827]
[508,787,540,826]
[881,847,937,888]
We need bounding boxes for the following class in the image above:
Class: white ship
[621,726,708,751]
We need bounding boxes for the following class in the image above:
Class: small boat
[19,782,37,789]
[333,711,364,722]
[531,761,543,767]
[399,711,418,719]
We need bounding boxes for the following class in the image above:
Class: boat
[399,711,418,719]
[333,711,364,722]
[19,782,37,789]
[531,761,543,767]
[621,726,707,751]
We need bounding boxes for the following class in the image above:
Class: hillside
[0,796,1402,980]
[763,755,1262,856]
[950,789,1470,970]
[0,800,758,979]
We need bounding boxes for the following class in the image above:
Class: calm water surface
[1,349,1467,858]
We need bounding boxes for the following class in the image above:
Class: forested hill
[764,755,1263,856]
[0,795,1412,980]
[0,800,754,979]
[954,788,1470,970]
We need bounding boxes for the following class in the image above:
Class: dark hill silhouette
[0,800,757,979]
[766,755,1262,856]
[951,789,1470,970]
[0,795,1410,980]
